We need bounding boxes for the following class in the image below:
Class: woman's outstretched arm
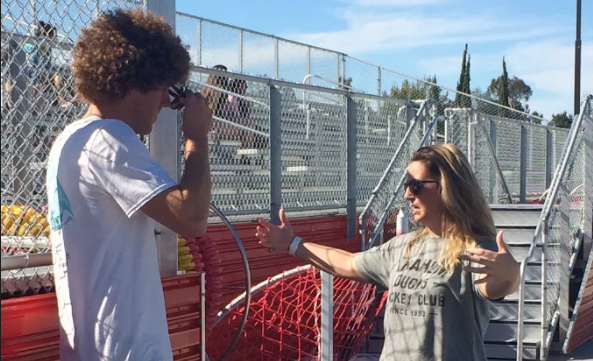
[256,209,368,283]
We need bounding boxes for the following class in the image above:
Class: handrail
[359,101,427,249]
[191,79,270,109]
[302,74,365,93]
[516,95,591,361]
[474,122,514,204]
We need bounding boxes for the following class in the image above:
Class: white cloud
[291,10,564,55]
[505,40,593,96]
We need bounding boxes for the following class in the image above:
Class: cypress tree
[498,57,510,107]
[454,44,468,106]
[462,55,471,107]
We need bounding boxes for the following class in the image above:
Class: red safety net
[207,265,387,361]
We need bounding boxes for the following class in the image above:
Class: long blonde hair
[405,143,496,272]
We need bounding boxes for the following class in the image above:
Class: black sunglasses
[168,84,186,110]
[403,179,439,196]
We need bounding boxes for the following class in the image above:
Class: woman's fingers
[462,265,492,275]
[459,254,495,266]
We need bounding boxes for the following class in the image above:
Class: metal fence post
[269,85,282,226]
[467,114,474,168]
[320,271,334,361]
[489,118,498,201]
[346,95,358,241]
[197,19,202,66]
[545,128,554,190]
[520,124,528,203]
[274,39,279,79]
[444,114,450,143]
[146,0,179,277]
[9,40,32,199]
[239,30,244,73]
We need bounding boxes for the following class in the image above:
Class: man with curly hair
[45,8,212,361]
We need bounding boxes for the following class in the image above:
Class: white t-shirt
[46,116,177,361]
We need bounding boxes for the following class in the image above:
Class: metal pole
[467,116,474,168]
[269,85,282,227]
[274,39,279,79]
[520,125,528,203]
[320,271,334,361]
[9,41,32,201]
[490,119,499,201]
[200,272,206,361]
[239,30,244,73]
[146,0,179,277]
[545,129,553,190]
[0,252,52,271]
[574,0,582,116]
[346,96,358,241]
[197,19,202,66]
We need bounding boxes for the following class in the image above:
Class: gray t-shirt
[354,232,500,361]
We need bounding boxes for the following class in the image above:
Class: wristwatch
[289,236,303,256]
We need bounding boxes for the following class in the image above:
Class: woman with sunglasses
[255,143,520,361]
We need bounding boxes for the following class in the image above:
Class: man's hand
[181,90,212,141]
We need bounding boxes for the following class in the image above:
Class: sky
[177,0,592,119]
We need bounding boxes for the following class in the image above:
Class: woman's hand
[256,208,295,250]
[460,230,520,298]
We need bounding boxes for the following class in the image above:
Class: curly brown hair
[72,8,190,103]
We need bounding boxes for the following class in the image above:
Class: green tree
[550,111,573,129]
[454,44,470,108]
[498,57,510,108]
[531,111,544,125]
[487,76,532,112]
[338,76,353,90]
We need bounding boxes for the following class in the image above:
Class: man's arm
[141,90,213,237]
[141,136,211,237]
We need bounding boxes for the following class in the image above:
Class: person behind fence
[26,21,60,110]
[255,143,521,361]
[45,8,212,361]
[202,64,228,119]
[225,78,258,148]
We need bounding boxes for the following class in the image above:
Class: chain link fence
[176,13,343,87]
[1,0,144,298]
[542,107,587,349]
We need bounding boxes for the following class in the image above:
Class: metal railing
[516,95,592,361]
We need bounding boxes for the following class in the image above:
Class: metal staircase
[485,205,544,360]
[359,96,593,361]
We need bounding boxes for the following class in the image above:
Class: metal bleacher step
[485,342,540,361]
[491,205,543,227]
[489,299,542,322]
[485,321,541,360]
[486,320,540,345]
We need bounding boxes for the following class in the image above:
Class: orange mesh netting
[207,265,387,361]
